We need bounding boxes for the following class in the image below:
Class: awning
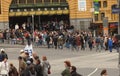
[9,10,69,16]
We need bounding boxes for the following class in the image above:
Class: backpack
[96,38,100,43]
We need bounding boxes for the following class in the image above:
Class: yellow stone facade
[0,0,11,22]
[68,0,92,19]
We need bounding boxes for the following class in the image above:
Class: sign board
[112,4,120,14]
[93,2,99,14]
[78,0,86,11]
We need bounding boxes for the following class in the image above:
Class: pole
[118,0,120,76]
[92,0,96,37]
[118,0,120,34]
[32,15,34,43]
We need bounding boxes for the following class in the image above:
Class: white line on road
[87,68,98,76]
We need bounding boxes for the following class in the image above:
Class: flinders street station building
[0,0,118,35]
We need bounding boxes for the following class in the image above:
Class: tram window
[36,0,42,3]
[60,0,66,2]
[52,0,59,3]
[11,0,17,4]
[44,0,50,3]
[19,0,26,4]
[27,0,34,4]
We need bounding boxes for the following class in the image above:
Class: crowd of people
[0,47,108,76]
[0,19,117,76]
[0,46,51,76]
[0,27,119,53]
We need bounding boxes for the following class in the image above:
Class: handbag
[48,69,51,74]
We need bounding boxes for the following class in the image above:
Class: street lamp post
[118,0,120,76]
[118,0,120,34]
[32,15,34,43]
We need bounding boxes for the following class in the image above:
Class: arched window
[52,0,59,3]
[101,12,105,20]
[36,0,42,3]
[44,0,50,3]
[103,1,107,7]
[60,0,66,2]
[11,0,17,4]
[19,0,26,4]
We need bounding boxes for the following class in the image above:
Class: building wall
[0,0,11,29]
[95,0,118,23]
[68,0,93,30]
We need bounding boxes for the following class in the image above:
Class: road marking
[88,68,98,76]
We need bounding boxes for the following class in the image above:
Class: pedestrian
[0,58,9,76]
[100,69,108,76]
[35,59,43,76]
[42,56,51,76]
[61,60,71,76]
[46,34,50,48]
[108,38,113,52]
[24,41,33,57]
[88,38,93,51]
[18,56,26,76]
[70,66,82,76]
[1,48,8,60]
[9,63,18,76]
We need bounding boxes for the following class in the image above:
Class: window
[44,0,50,3]
[98,1,101,8]
[94,14,99,21]
[101,13,105,20]
[103,1,107,7]
[36,0,42,3]
[60,0,66,2]
[27,0,34,4]
[11,0,17,4]
[52,0,59,3]
[19,0,26,4]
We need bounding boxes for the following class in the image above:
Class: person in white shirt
[24,42,33,57]
[15,24,19,30]
[0,58,9,76]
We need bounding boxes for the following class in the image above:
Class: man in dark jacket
[70,66,82,76]
[1,48,8,61]
[34,59,43,76]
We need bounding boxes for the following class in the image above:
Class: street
[0,44,119,76]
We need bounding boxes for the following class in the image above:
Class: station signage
[111,4,120,14]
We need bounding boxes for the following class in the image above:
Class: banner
[9,12,15,16]
[57,10,63,15]
[50,10,56,15]
[63,10,69,14]
[22,12,29,16]
[16,12,22,16]
[93,0,99,14]
[36,11,43,15]
[78,0,86,11]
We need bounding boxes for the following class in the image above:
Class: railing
[10,2,68,8]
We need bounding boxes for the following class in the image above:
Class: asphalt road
[0,44,119,76]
